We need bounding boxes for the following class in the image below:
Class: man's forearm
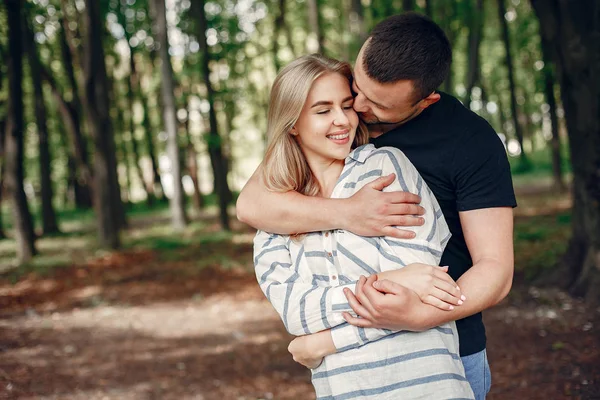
[236,168,346,234]
[408,258,512,330]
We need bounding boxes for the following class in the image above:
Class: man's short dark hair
[363,12,452,101]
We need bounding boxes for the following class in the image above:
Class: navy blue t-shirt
[371,92,517,356]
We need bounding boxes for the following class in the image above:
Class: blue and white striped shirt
[254,144,474,399]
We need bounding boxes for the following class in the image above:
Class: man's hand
[342,275,427,331]
[288,330,335,369]
[342,173,425,239]
[378,264,466,310]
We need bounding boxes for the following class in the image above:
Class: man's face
[352,48,437,128]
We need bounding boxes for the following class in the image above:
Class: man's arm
[342,207,514,331]
[236,165,425,238]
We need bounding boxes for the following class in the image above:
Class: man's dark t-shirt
[371,92,517,357]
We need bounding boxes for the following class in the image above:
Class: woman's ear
[290,127,298,136]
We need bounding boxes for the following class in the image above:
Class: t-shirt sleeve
[452,122,517,211]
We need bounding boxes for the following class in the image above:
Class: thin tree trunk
[424,0,432,17]
[532,0,600,304]
[82,0,124,248]
[192,0,231,230]
[24,15,60,235]
[540,36,565,192]
[402,0,415,12]
[465,0,484,105]
[0,41,7,239]
[497,0,529,168]
[441,1,457,94]
[272,0,287,72]
[350,0,366,54]
[307,0,324,53]
[118,1,152,204]
[185,99,204,213]
[5,0,37,261]
[152,0,187,229]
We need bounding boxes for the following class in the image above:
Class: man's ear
[420,92,441,110]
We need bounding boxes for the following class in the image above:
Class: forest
[0,0,599,399]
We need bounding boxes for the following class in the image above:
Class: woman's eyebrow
[311,96,354,108]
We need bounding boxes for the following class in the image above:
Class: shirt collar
[346,144,374,164]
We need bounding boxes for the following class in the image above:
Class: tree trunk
[441,1,457,95]
[540,36,566,192]
[185,99,204,213]
[24,15,60,235]
[118,1,152,205]
[192,0,231,231]
[5,0,37,261]
[153,0,187,229]
[272,0,287,72]
[348,0,366,60]
[424,0,432,17]
[402,0,415,12]
[531,0,600,304]
[497,0,529,168]
[306,0,324,53]
[0,40,7,239]
[82,0,124,248]
[465,0,484,105]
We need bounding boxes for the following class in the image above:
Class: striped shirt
[254,144,474,399]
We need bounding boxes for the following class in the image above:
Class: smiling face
[292,72,359,165]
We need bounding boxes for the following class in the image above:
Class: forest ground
[0,182,598,400]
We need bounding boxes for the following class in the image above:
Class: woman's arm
[254,230,360,335]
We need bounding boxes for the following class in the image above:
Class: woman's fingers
[433,279,465,301]
[429,287,464,306]
[423,294,456,311]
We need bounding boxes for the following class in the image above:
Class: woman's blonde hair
[262,54,369,197]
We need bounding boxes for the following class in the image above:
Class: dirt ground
[0,210,599,399]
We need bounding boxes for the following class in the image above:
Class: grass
[0,181,572,285]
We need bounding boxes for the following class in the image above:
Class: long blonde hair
[262,54,369,197]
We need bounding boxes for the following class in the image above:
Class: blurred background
[0,0,598,399]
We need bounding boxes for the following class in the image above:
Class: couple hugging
[237,12,516,400]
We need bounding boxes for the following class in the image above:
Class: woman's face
[293,72,359,164]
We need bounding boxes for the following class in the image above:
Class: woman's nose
[333,108,350,125]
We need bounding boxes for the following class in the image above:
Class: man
[237,13,516,399]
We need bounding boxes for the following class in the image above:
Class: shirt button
[325,232,329,237]
[327,252,332,257]
[331,275,337,280]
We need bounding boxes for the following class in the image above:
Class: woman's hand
[376,264,466,310]
[288,330,335,369]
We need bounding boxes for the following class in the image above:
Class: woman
[253,54,474,399]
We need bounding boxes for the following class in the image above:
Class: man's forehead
[353,62,413,108]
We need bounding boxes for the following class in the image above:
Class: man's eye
[343,105,353,110]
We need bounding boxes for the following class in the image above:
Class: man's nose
[353,93,369,112]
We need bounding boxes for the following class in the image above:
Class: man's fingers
[371,279,405,295]
[385,215,425,227]
[344,288,372,319]
[383,192,423,207]
[343,312,373,328]
[381,226,416,239]
[368,173,396,191]
[355,276,378,316]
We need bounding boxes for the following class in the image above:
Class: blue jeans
[461,349,492,400]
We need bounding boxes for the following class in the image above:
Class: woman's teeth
[327,133,349,140]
